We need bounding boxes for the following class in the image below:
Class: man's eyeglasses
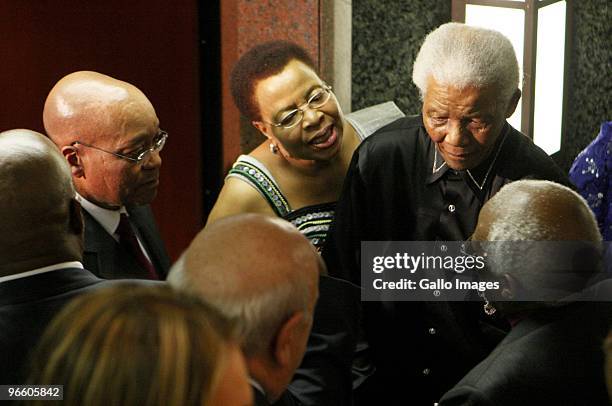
[266,84,333,129]
[72,130,168,164]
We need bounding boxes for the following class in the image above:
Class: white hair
[412,22,520,106]
[480,180,603,300]
[485,180,601,243]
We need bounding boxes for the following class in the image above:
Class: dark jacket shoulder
[496,125,570,187]
[82,204,170,280]
[359,114,423,149]
[351,115,426,177]
[439,302,612,405]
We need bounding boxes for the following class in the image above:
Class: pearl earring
[269,143,279,154]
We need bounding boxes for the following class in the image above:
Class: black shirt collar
[426,122,510,190]
[427,143,450,184]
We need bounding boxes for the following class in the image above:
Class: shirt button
[428,327,437,335]
[448,204,456,212]
[422,368,431,376]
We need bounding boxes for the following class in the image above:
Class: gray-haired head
[0,129,82,274]
[168,214,321,357]
[473,180,603,306]
[412,22,520,107]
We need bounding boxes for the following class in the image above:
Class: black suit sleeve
[322,148,370,284]
[439,386,495,406]
[270,391,303,406]
[287,275,361,406]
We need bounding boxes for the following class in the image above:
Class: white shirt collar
[249,378,265,396]
[76,193,127,240]
[0,261,84,283]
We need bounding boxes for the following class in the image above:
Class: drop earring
[479,291,497,316]
[483,300,497,316]
[269,142,279,154]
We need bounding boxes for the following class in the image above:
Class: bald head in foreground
[440,180,611,406]
[169,214,322,406]
[43,71,170,279]
[0,129,109,384]
[0,129,82,273]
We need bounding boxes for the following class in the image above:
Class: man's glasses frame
[71,130,168,164]
[265,84,333,129]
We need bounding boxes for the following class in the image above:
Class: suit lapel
[82,210,149,279]
[127,205,170,278]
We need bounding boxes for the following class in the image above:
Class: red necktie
[116,213,159,280]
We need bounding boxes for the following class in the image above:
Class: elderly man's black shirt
[322,115,569,405]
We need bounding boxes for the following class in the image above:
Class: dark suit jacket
[439,299,612,406]
[82,204,170,280]
[253,385,301,406]
[253,387,269,406]
[251,276,358,406]
[288,275,361,406]
[0,267,108,384]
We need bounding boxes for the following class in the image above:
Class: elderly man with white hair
[439,180,611,405]
[323,23,570,404]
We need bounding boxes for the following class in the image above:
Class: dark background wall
[352,0,611,172]
[352,0,451,114]
[560,0,611,171]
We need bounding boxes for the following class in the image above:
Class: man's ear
[505,88,521,118]
[501,273,521,300]
[69,198,84,237]
[272,311,305,367]
[252,121,271,139]
[62,146,85,178]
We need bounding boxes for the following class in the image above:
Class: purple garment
[569,121,612,240]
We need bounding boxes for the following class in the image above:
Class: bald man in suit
[43,71,170,280]
[0,129,110,384]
